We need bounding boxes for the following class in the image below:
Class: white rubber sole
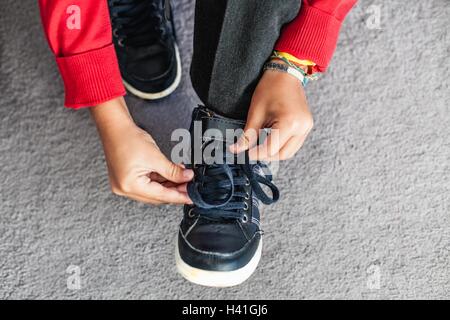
[175,239,262,287]
[122,44,182,100]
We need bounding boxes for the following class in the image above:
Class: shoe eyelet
[113,28,119,38]
[241,214,248,223]
[118,38,125,47]
[243,202,249,211]
[244,192,250,200]
[245,179,250,186]
[187,208,195,218]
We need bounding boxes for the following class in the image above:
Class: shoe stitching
[178,227,260,257]
[237,220,251,241]
[183,216,199,238]
[251,217,260,228]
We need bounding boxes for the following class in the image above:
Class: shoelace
[187,151,280,221]
[109,0,168,47]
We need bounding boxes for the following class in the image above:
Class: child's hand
[230,64,313,161]
[91,98,193,205]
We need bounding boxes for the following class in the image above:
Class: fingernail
[183,169,194,179]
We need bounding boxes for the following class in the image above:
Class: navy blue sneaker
[176,107,280,287]
[108,0,181,100]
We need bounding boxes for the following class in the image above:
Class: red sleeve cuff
[56,44,126,109]
[275,2,351,72]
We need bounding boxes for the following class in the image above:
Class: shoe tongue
[191,107,245,144]
[190,107,246,166]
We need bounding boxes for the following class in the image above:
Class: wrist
[91,97,136,134]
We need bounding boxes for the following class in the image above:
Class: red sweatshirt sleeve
[275,0,357,72]
[38,0,125,108]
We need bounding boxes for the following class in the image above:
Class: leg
[176,1,300,287]
[190,0,301,119]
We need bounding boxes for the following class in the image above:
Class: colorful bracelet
[270,51,319,82]
[274,51,316,69]
[263,61,308,87]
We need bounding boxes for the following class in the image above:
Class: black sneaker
[108,0,181,100]
[176,107,280,287]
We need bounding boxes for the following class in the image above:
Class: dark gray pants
[190,0,301,120]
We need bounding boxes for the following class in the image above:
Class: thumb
[230,111,264,154]
[153,154,194,183]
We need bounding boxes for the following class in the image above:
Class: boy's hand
[230,63,313,161]
[91,98,193,205]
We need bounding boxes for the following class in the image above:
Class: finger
[168,182,191,203]
[150,167,190,186]
[230,108,265,154]
[248,123,292,161]
[161,181,178,188]
[175,183,188,193]
[160,181,189,193]
[266,135,306,161]
[153,154,194,183]
[149,170,190,198]
[149,172,167,183]
[143,181,193,205]
[132,175,192,204]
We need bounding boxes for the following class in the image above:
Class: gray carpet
[0,0,449,299]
